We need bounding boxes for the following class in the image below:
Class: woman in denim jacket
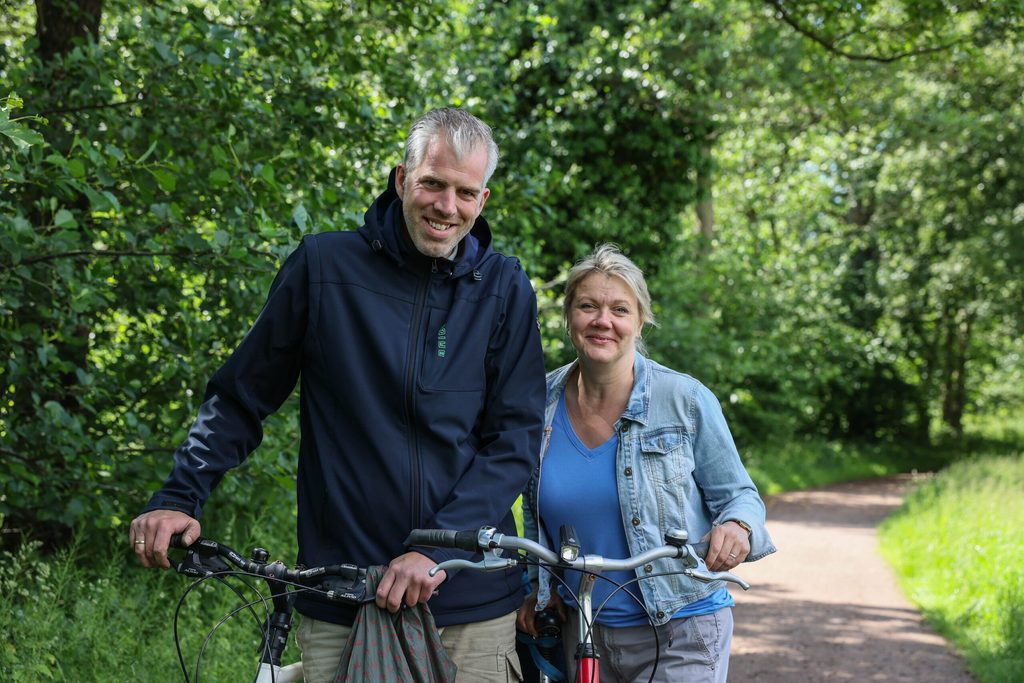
[517,243,775,683]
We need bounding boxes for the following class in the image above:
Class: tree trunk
[35,0,103,61]
[941,306,971,436]
[695,142,714,241]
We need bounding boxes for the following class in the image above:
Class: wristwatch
[729,519,752,536]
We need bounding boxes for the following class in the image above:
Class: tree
[1,0,438,545]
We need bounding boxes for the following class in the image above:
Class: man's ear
[395,164,406,194]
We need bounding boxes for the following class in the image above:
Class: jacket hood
[359,168,494,277]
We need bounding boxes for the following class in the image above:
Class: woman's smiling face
[568,272,642,368]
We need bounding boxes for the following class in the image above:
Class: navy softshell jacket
[146,170,547,626]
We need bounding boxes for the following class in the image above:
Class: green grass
[879,454,1024,683]
[0,528,301,682]
[741,436,937,496]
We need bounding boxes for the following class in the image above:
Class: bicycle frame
[407,525,750,683]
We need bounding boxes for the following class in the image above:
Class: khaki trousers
[295,610,522,682]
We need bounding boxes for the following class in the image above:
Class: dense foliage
[1,0,1022,548]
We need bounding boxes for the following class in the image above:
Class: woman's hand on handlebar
[516,584,567,637]
[129,510,201,569]
[701,521,750,572]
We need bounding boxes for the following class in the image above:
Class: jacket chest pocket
[638,427,691,485]
[418,307,489,393]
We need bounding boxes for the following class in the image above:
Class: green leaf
[151,168,177,192]
[213,230,230,247]
[53,209,78,228]
[0,118,44,151]
[2,90,24,111]
[154,41,177,64]
[135,139,158,164]
[209,168,232,186]
[102,191,122,212]
[105,143,125,161]
[292,203,309,231]
[80,185,108,210]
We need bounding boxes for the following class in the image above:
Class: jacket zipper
[404,267,432,530]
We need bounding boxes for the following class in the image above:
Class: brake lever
[685,567,751,591]
[429,548,517,577]
[174,548,233,577]
[321,570,375,604]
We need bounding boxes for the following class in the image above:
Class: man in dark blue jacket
[129,108,546,681]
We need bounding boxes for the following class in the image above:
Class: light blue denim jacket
[523,352,776,625]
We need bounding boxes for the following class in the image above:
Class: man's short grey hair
[404,108,500,186]
[563,243,658,354]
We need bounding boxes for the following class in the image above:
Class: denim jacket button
[644,564,653,573]
[656,610,666,619]
[624,467,633,476]
[632,517,641,526]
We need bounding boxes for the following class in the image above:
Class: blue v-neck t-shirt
[538,392,732,627]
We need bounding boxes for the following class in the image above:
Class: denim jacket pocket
[638,427,690,484]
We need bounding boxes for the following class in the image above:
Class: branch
[116,446,177,454]
[764,0,962,63]
[9,249,194,267]
[0,446,25,460]
[39,96,144,117]
[536,271,568,293]
[34,59,180,118]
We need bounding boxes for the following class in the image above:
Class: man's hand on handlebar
[130,510,202,569]
[375,551,447,613]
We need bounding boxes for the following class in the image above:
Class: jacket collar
[546,351,651,428]
[359,167,493,278]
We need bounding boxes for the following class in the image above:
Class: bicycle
[406,525,750,683]
[169,534,373,683]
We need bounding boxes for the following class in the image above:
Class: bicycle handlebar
[405,526,750,590]
[405,528,481,552]
[169,534,374,604]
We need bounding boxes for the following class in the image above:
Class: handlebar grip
[405,529,481,552]
[169,533,195,549]
[691,541,710,559]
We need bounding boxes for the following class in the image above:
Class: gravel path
[728,475,976,682]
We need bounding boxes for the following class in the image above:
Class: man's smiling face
[396,136,490,259]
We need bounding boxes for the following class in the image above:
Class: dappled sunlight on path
[728,476,974,682]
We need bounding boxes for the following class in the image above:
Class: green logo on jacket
[437,324,447,357]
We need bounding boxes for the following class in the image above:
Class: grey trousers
[562,607,733,683]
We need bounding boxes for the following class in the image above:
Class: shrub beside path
[728,475,975,682]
